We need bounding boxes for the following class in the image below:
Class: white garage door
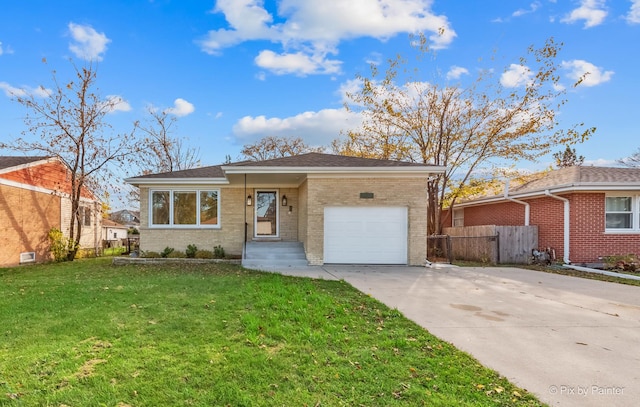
[324,207,408,264]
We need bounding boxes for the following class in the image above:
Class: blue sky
[1,0,638,174]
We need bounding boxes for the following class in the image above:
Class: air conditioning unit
[20,252,36,263]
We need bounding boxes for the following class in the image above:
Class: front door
[255,190,279,237]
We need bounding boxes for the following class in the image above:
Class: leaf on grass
[75,359,107,379]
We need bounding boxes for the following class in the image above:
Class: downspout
[545,190,571,264]
[504,180,530,226]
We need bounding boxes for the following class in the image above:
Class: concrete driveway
[276,264,640,407]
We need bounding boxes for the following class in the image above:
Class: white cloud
[255,50,341,75]
[500,64,534,88]
[561,59,613,86]
[365,52,383,66]
[0,82,51,98]
[199,0,456,76]
[68,22,111,61]
[446,66,469,80]
[337,78,364,104]
[164,98,195,117]
[561,0,607,28]
[628,0,640,24]
[105,95,131,113]
[232,108,361,146]
[512,2,541,17]
[585,158,618,166]
[0,42,3,56]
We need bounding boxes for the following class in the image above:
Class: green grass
[454,260,640,287]
[527,265,640,286]
[0,259,543,406]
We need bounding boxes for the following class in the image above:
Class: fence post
[447,235,453,264]
[496,231,500,264]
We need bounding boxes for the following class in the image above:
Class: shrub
[186,244,198,258]
[166,250,186,258]
[48,228,70,262]
[195,250,214,259]
[161,247,175,258]
[213,245,225,259]
[142,251,161,258]
[75,248,97,259]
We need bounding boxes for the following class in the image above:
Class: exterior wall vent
[20,252,36,263]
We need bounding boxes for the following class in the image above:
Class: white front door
[324,206,408,264]
[254,190,279,237]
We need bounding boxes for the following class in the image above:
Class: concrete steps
[242,241,309,269]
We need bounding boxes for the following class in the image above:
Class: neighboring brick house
[446,166,640,266]
[126,153,444,266]
[0,156,102,266]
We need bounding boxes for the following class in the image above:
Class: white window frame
[605,193,640,233]
[149,189,221,228]
[453,208,464,227]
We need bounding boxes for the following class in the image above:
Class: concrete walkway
[262,263,640,407]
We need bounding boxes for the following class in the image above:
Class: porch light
[281,195,288,206]
[246,195,252,206]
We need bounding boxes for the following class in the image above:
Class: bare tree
[137,107,200,173]
[240,136,324,161]
[338,35,594,234]
[617,148,640,168]
[0,62,137,260]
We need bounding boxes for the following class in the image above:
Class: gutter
[504,180,530,226]
[545,190,571,264]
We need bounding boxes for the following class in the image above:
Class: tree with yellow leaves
[337,35,594,234]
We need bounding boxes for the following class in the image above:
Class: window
[150,190,220,227]
[605,195,638,231]
[78,206,91,226]
[453,208,464,227]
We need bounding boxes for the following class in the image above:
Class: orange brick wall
[454,193,640,264]
[0,184,60,266]
[0,160,93,198]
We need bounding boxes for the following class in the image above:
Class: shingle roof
[102,219,126,228]
[131,165,225,179]
[225,152,429,168]
[130,152,435,180]
[0,156,50,171]
[510,166,640,195]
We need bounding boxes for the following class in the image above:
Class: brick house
[126,153,444,266]
[0,156,102,266]
[445,166,640,266]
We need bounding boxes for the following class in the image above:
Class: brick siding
[0,184,60,266]
[303,176,428,266]
[455,192,640,264]
[139,176,428,266]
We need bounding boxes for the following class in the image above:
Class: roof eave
[0,156,59,175]
[221,165,445,174]
[124,177,230,186]
[454,182,640,207]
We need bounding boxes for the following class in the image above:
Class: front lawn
[0,259,543,406]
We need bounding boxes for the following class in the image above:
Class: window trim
[452,208,464,227]
[149,189,221,228]
[604,193,639,233]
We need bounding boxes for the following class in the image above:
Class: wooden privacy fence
[428,225,538,264]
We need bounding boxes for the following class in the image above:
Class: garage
[324,206,408,264]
